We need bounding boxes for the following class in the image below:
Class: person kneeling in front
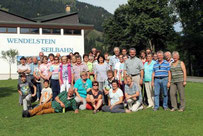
[125,75,143,112]
[102,80,131,113]
[22,87,78,117]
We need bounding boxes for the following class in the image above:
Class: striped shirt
[171,60,184,83]
[153,60,170,77]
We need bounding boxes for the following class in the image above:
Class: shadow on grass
[0,87,17,98]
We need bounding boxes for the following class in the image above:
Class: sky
[78,0,182,32]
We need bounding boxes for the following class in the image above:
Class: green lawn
[0,80,203,136]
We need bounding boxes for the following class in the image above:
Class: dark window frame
[64,29,81,35]
[20,27,39,34]
[42,28,61,35]
[0,27,17,34]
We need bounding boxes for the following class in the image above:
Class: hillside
[0,0,112,32]
[0,0,111,53]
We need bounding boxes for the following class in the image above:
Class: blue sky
[78,0,182,32]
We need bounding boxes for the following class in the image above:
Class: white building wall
[0,29,85,79]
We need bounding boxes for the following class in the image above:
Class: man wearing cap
[17,56,31,105]
[124,48,144,92]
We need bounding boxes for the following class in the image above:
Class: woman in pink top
[39,56,50,88]
[59,56,73,93]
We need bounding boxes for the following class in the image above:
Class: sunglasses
[159,65,161,69]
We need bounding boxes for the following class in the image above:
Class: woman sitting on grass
[102,80,131,113]
[86,81,103,114]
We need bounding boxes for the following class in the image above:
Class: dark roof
[0,21,94,29]
[32,12,78,22]
[0,9,94,29]
[0,9,36,22]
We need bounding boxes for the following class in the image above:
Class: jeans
[51,79,60,100]
[36,82,42,99]
[22,94,32,110]
[102,104,125,113]
[154,77,168,109]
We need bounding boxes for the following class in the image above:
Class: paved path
[187,76,203,83]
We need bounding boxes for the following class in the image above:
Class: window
[0,27,17,33]
[64,29,73,35]
[64,29,81,35]
[42,28,60,35]
[20,28,39,34]
[73,29,81,35]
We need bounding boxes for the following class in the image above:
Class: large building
[0,8,93,79]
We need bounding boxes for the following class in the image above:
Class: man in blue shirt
[152,51,171,111]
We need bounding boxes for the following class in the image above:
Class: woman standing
[71,55,77,66]
[144,53,156,108]
[39,56,50,88]
[170,51,187,112]
[33,60,42,102]
[102,80,131,113]
[59,56,73,92]
[49,56,60,100]
[94,55,108,91]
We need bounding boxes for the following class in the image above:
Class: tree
[103,0,176,53]
[1,49,19,79]
[171,0,203,76]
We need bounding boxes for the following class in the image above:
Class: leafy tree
[103,0,176,53]
[171,0,203,76]
[1,49,19,79]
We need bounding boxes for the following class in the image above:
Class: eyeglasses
[93,85,98,86]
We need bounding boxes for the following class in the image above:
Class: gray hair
[172,51,180,57]
[129,48,136,52]
[157,50,164,55]
[114,47,120,52]
[165,51,172,57]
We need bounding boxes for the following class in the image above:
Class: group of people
[17,47,187,118]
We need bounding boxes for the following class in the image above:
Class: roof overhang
[0,21,94,30]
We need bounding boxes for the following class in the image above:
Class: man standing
[124,48,144,92]
[109,47,120,71]
[152,51,171,111]
[29,57,38,82]
[164,51,174,65]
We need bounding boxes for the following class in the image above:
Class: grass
[0,80,203,136]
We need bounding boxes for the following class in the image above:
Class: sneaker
[35,98,39,102]
[164,108,168,111]
[147,105,153,109]
[153,108,158,111]
[178,109,184,112]
[125,109,131,113]
[22,110,25,117]
[170,108,177,112]
[93,110,97,114]
[24,110,31,117]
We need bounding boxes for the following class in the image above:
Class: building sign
[0,32,84,75]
